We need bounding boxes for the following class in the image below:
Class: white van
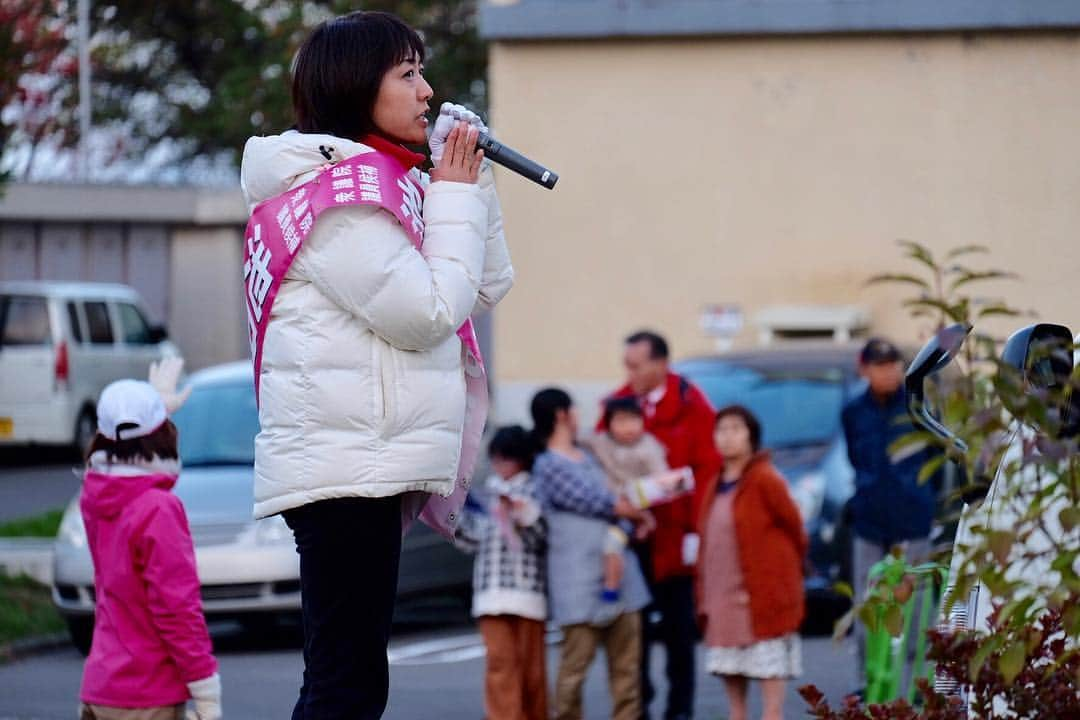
[0,282,181,450]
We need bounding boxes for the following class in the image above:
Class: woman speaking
[239,11,512,719]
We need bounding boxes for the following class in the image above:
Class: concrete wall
[169,226,248,371]
[0,183,249,370]
[486,31,1080,418]
[0,221,171,322]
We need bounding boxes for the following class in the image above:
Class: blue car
[676,344,871,632]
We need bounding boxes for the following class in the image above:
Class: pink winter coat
[79,457,217,707]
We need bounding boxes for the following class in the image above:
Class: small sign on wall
[700,304,744,352]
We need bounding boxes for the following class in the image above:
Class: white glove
[149,357,192,414]
[682,533,700,566]
[429,102,487,167]
[186,673,222,720]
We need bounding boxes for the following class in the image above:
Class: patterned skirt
[705,633,803,679]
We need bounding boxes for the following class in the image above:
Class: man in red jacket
[600,331,722,720]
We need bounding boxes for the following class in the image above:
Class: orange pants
[478,615,548,720]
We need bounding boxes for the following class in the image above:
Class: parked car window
[66,302,84,343]
[172,381,259,467]
[0,295,51,346]
[118,303,152,345]
[686,365,846,449]
[84,302,114,345]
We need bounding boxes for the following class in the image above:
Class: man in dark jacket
[841,337,940,689]
[601,331,722,720]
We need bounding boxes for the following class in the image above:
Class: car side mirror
[1000,323,1076,437]
[905,323,972,454]
[148,325,169,343]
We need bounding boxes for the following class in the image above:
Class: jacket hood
[81,451,180,519]
[240,131,372,212]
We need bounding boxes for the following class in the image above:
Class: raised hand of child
[149,357,192,414]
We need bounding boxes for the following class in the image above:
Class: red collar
[361,134,426,170]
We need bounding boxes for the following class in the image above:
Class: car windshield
[683,365,846,449]
[172,380,259,467]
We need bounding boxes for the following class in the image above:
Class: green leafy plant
[801,606,1079,718]
[817,241,1080,717]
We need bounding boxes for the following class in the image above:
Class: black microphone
[477,133,559,190]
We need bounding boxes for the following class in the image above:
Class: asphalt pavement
[0,448,81,524]
[0,620,855,720]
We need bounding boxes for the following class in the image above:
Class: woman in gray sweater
[529,388,651,720]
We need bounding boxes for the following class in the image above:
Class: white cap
[97,379,168,441]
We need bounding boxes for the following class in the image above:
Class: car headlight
[254,514,293,545]
[57,501,87,549]
[791,471,826,525]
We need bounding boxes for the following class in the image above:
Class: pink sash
[243,150,488,539]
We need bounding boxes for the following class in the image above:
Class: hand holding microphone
[429,103,487,168]
[429,102,559,190]
[429,121,484,185]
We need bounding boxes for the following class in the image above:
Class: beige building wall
[487,31,1080,410]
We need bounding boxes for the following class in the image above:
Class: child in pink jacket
[78,371,221,720]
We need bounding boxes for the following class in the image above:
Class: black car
[675,344,870,633]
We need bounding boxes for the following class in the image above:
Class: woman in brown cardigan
[696,405,808,720]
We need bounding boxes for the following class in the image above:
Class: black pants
[283,496,403,720]
[637,545,697,720]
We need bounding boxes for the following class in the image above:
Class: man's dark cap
[860,337,902,365]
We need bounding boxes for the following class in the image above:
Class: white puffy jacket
[240,131,513,519]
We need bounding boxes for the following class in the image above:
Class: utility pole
[77,0,90,181]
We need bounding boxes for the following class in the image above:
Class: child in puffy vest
[78,362,221,720]
[585,396,694,622]
[455,426,547,720]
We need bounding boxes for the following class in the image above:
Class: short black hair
[530,387,573,444]
[625,330,669,360]
[715,405,763,453]
[291,11,425,141]
[487,425,537,471]
[602,396,643,429]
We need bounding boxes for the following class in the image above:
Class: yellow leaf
[858,603,879,634]
[884,603,904,637]
[1059,506,1080,533]
[833,608,855,643]
[987,530,1015,566]
[918,454,947,485]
